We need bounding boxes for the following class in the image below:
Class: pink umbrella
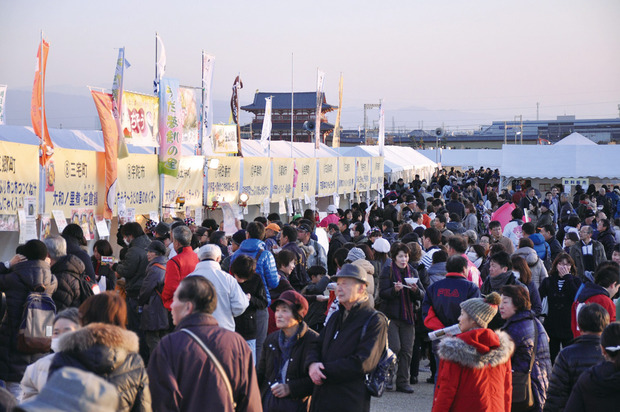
[491,202,529,230]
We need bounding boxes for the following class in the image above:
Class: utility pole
[536,102,539,121]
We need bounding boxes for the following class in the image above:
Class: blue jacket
[422,273,480,329]
[231,238,280,304]
[501,310,552,412]
[529,233,549,260]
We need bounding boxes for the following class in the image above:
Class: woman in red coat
[432,292,515,412]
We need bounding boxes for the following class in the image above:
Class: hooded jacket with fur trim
[49,323,151,412]
[432,328,514,412]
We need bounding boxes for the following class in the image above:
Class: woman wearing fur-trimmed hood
[432,292,515,412]
[48,292,151,412]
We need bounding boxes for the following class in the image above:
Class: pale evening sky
[0,0,619,131]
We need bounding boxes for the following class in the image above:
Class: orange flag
[91,90,118,219]
[31,38,53,166]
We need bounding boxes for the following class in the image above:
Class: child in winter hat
[459,292,501,328]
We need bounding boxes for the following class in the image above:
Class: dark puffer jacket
[0,260,57,382]
[501,310,552,412]
[257,322,319,412]
[49,322,151,412]
[138,256,169,332]
[63,236,96,282]
[564,361,620,412]
[51,254,86,311]
[544,334,604,412]
[116,234,151,298]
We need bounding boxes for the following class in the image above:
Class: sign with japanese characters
[0,141,39,217]
[293,158,316,199]
[338,157,355,195]
[158,77,183,177]
[241,157,271,205]
[356,157,371,191]
[318,158,337,196]
[562,178,589,187]
[117,153,159,215]
[212,124,238,154]
[122,91,159,147]
[371,156,384,190]
[44,147,97,215]
[206,156,240,205]
[163,156,204,208]
[271,158,294,203]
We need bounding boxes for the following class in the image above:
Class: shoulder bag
[511,319,539,412]
[181,328,237,410]
[360,311,396,397]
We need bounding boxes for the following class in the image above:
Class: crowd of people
[0,166,619,411]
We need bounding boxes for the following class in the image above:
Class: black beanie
[22,239,48,261]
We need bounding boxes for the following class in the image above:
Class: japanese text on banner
[44,147,98,215]
[293,158,316,199]
[0,141,39,216]
[158,78,182,177]
[338,157,355,195]
[163,156,204,208]
[271,158,293,203]
[356,157,371,191]
[318,158,337,196]
[241,158,271,205]
[117,153,158,215]
[206,156,240,205]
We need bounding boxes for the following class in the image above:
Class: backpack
[76,272,99,304]
[16,276,57,354]
[360,311,396,397]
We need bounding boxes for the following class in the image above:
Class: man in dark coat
[116,222,152,333]
[279,225,310,291]
[0,240,57,398]
[306,264,388,412]
[61,223,96,281]
[45,235,86,311]
[544,303,608,412]
[147,276,261,412]
[326,223,346,276]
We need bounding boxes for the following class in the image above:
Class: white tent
[554,132,597,146]
[336,145,437,183]
[501,138,620,180]
[418,148,502,169]
[239,140,340,158]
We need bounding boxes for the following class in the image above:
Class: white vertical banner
[0,84,6,125]
[112,47,130,158]
[378,99,385,157]
[201,53,215,152]
[260,96,273,152]
[315,69,325,150]
[154,34,166,94]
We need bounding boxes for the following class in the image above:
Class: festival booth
[336,145,437,183]
[500,132,620,193]
[418,148,502,171]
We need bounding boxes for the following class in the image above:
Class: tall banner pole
[290,52,294,158]
[38,30,45,215]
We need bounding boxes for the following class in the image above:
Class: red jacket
[570,282,616,337]
[162,246,199,310]
[433,328,514,412]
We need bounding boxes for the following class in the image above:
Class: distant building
[420,116,620,149]
[241,92,336,142]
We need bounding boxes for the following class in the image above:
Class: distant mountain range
[4,89,497,133]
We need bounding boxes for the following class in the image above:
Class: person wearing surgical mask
[466,244,486,269]
[20,308,81,401]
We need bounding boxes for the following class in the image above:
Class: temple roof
[241,92,337,112]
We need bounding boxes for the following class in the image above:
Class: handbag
[182,328,237,410]
[511,320,539,412]
[360,311,396,397]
